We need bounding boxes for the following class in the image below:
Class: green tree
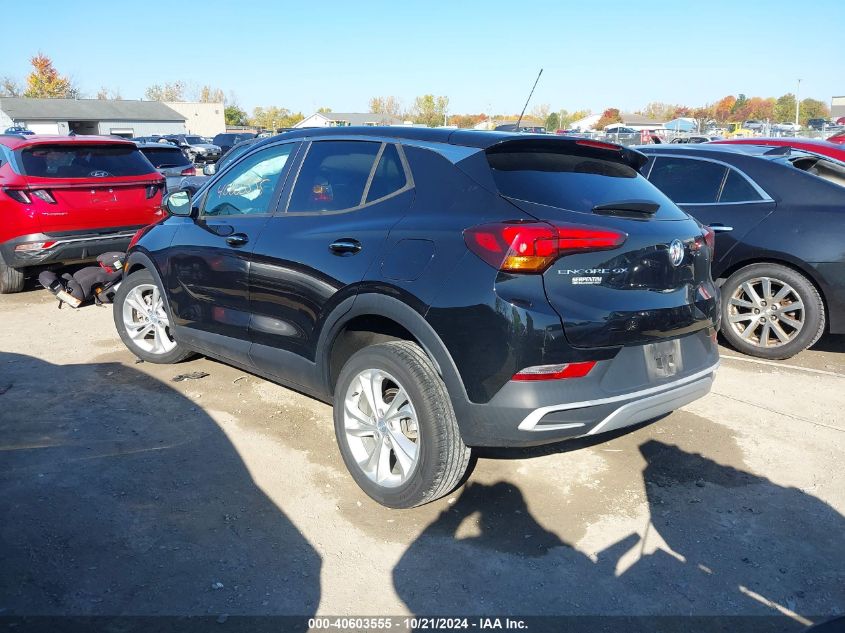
[317,106,332,113]
[411,94,449,127]
[145,81,186,101]
[248,106,304,130]
[773,93,797,123]
[23,53,77,99]
[224,105,248,126]
[732,93,747,114]
[545,112,560,131]
[800,98,829,124]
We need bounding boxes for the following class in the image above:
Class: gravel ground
[1,286,843,626]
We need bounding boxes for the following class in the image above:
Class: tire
[113,269,194,364]
[333,341,471,508]
[720,263,825,359]
[0,253,25,294]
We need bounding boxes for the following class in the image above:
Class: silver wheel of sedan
[727,276,805,348]
[343,368,420,488]
[121,283,177,355]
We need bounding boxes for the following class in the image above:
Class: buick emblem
[89,170,110,177]
[668,239,685,267]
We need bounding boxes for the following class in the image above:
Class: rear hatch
[485,139,718,348]
[15,143,163,232]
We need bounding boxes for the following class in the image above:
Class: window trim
[645,153,773,205]
[282,140,414,216]
[197,141,300,219]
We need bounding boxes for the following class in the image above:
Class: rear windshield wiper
[592,200,660,217]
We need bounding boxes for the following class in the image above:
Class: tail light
[512,361,596,381]
[464,221,627,273]
[30,189,56,204]
[3,187,31,204]
[702,225,715,255]
[181,166,196,176]
[145,183,164,199]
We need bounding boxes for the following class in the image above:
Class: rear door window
[17,144,155,178]
[287,141,381,212]
[366,144,407,203]
[487,147,687,219]
[140,147,192,168]
[719,169,763,202]
[647,157,726,203]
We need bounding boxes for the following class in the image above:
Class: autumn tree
[23,53,77,99]
[448,113,487,128]
[595,108,622,129]
[317,106,332,113]
[145,81,186,102]
[196,85,225,103]
[411,94,449,127]
[248,106,304,130]
[368,96,402,117]
[713,95,737,122]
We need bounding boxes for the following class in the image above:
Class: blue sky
[1,0,842,115]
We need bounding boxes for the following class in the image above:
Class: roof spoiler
[764,146,792,156]
[484,136,648,171]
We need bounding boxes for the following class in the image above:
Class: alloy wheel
[343,369,420,488]
[727,277,805,348]
[121,283,177,355]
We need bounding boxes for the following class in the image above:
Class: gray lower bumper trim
[517,362,719,432]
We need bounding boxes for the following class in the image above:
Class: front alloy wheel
[122,283,177,355]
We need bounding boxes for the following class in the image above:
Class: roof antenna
[515,68,543,131]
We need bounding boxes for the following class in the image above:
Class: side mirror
[164,190,192,216]
[179,142,189,148]
[203,163,216,176]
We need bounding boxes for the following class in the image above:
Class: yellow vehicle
[725,122,755,137]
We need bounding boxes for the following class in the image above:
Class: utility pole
[795,79,801,126]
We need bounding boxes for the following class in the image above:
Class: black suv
[113,128,720,508]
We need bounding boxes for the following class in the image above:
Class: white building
[569,113,600,131]
[0,97,186,137]
[294,112,404,128]
[832,96,845,120]
[163,101,225,137]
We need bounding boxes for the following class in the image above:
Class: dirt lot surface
[1,286,843,625]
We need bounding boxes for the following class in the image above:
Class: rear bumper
[1,228,143,269]
[455,329,719,447]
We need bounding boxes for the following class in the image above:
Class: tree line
[1,54,834,132]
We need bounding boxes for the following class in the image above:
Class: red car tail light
[181,166,196,176]
[30,189,56,204]
[3,187,31,204]
[464,221,626,273]
[512,361,596,381]
[702,225,715,255]
[145,183,164,199]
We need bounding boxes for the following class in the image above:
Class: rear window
[487,149,687,219]
[17,144,155,178]
[140,147,192,168]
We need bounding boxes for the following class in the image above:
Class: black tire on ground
[0,253,25,294]
[333,341,472,508]
[113,269,194,364]
[720,263,825,360]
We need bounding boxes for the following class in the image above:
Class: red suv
[0,135,165,293]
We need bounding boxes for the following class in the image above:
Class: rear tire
[113,269,194,364]
[720,263,824,359]
[333,341,471,508]
[0,254,25,294]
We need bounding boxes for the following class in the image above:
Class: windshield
[185,136,204,145]
[17,144,156,178]
[789,155,845,188]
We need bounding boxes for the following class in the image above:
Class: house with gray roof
[0,97,186,137]
[294,111,405,128]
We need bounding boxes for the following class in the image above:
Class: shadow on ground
[0,351,320,615]
[394,442,845,624]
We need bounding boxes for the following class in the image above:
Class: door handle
[709,224,734,233]
[329,238,362,255]
[226,233,249,247]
